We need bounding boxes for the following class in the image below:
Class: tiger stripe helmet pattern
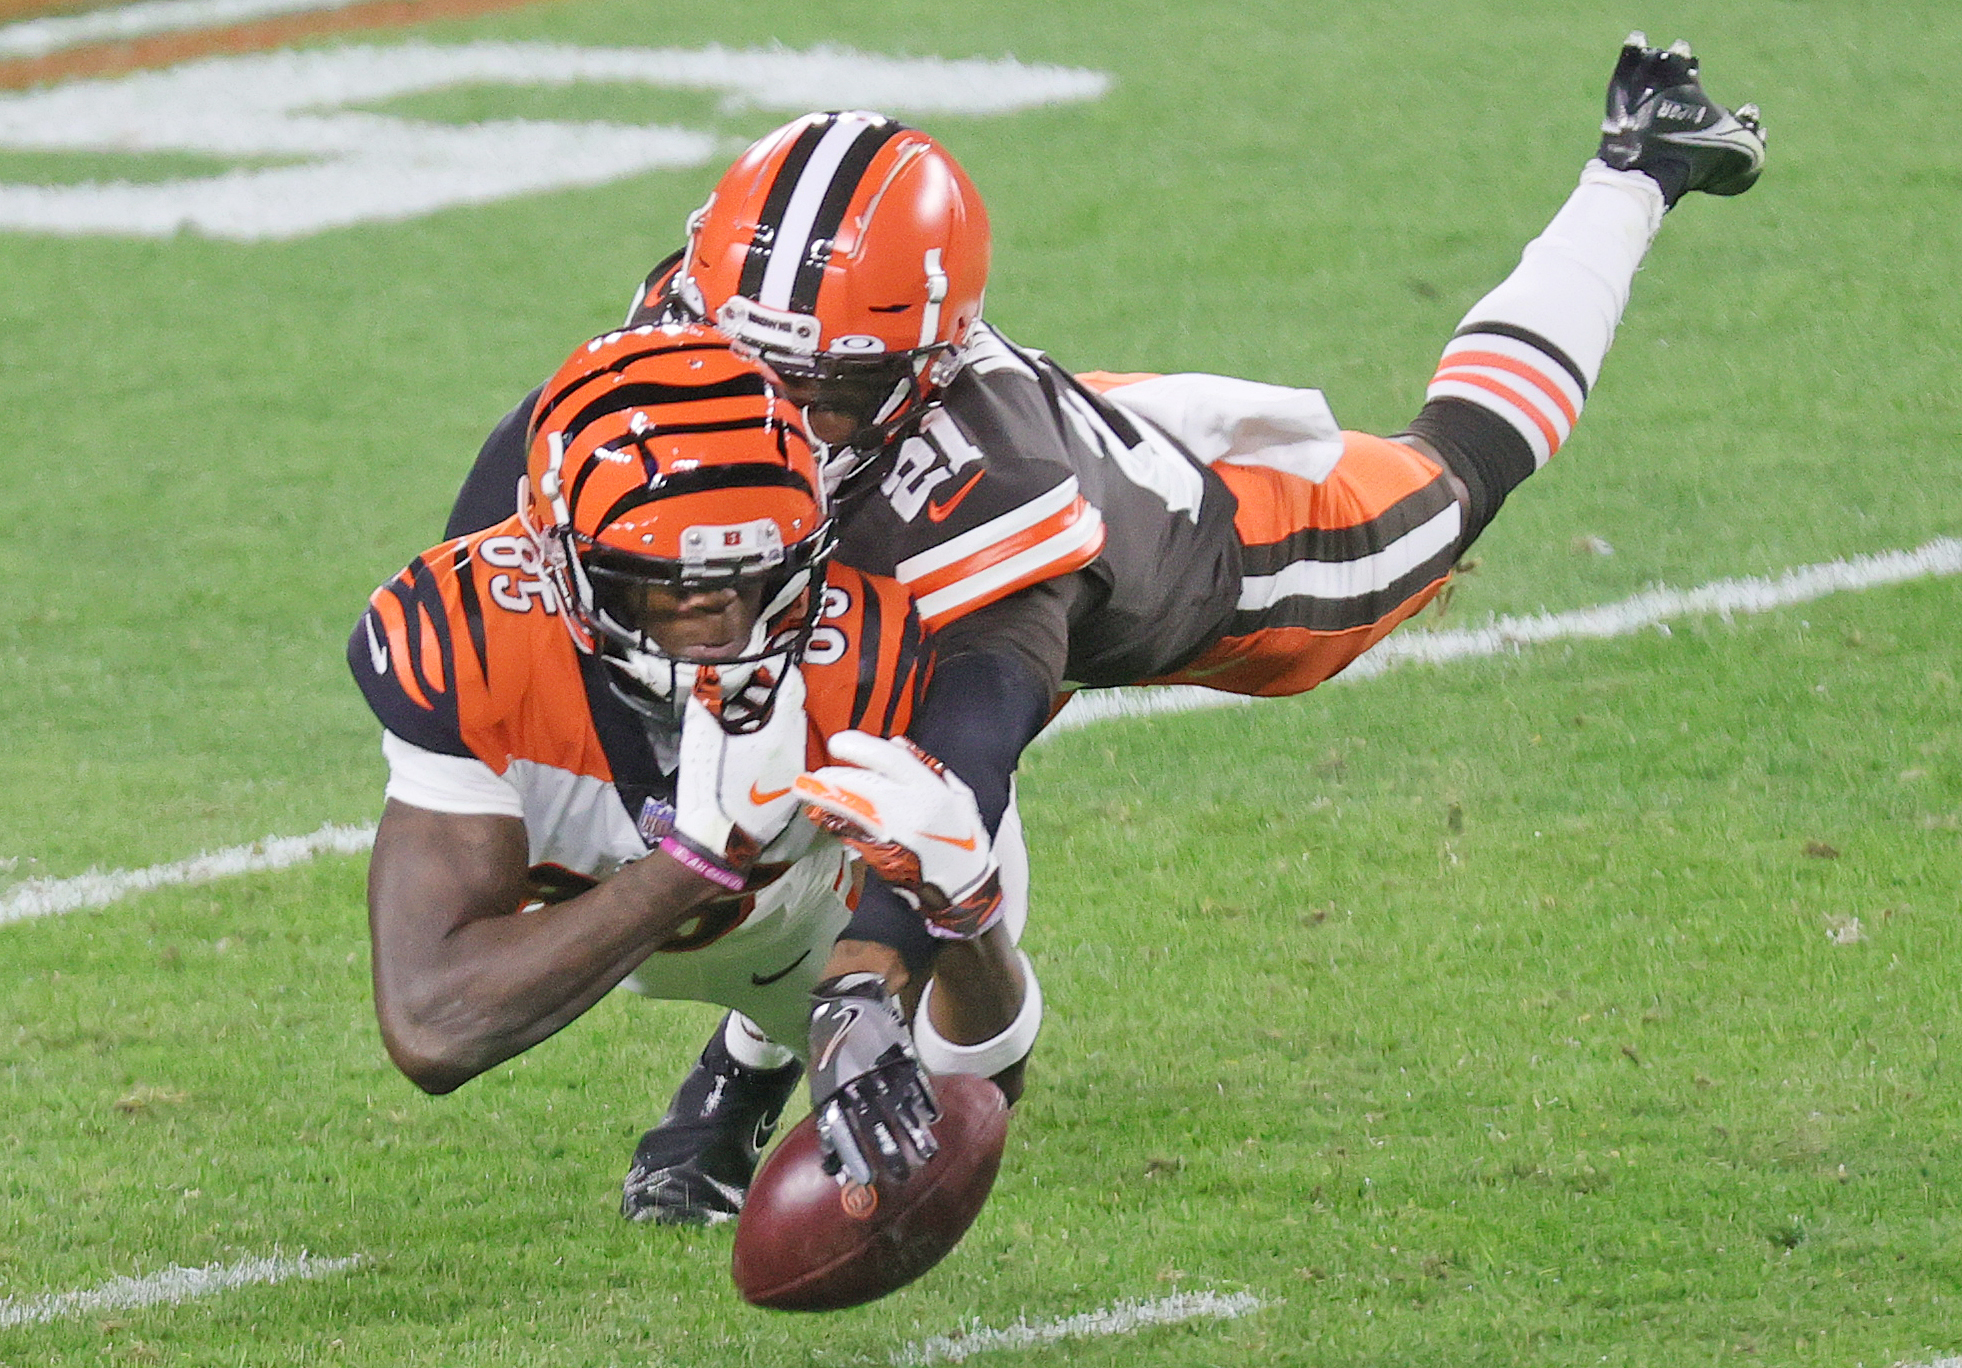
[522,322,835,730]
[672,111,990,487]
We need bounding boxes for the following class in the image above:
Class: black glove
[807,972,941,1186]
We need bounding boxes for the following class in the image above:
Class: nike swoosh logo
[921,831,977,851]
[925,469,985,523]
[750,948,810,987]
[749,782,792,805]
[365,615,388,674]
[816,1005,861,1071]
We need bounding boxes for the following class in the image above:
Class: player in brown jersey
[444,34,1766,1218]
[354,327,1034,1219]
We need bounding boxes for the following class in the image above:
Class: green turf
[5,581,1959,1366]
[2,0,1960,1362]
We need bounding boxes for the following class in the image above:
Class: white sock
[1427,162,1664,467]
[723,1012,796,1071]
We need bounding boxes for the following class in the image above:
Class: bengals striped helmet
[669,111,990,492]
[521,323,833,730]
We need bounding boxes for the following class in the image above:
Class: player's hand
[793,731,1005,940]
[807,972,941,1187]
[665,666,807,888]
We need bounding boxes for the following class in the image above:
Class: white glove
[664,666,807,889]
[793,730,1003,939]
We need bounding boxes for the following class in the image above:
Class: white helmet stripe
[758,112,885,311]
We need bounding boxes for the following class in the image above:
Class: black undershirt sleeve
[445,387,541,539]
[839,576,1082,977]
[1397,397,1537,547]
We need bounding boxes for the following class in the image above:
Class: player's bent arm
[366,798,727,1095]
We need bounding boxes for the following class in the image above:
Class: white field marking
[0,1252,362,1328]
[1042,535,1962,737]
[0,822,374,926]
[4,537,1958,924]
[0,43,1110,240]
[891,1290,1270,1366]
[0,0,365,61]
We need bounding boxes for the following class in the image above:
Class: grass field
[3,0,1960,1363]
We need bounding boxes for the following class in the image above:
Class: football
[731,1073,1010,1311]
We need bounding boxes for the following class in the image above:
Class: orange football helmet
[521,322,833,728]
[667,111,991,490]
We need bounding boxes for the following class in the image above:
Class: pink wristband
[658,834,748,892]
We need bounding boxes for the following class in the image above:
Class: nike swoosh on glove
[807,971,941,1187]
[663,666,808,890]
[793,730,1004,940]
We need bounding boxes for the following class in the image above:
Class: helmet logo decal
[744,113,904,313]
[828,335,887,354]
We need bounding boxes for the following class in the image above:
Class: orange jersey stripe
[1150,576,1446,696]
[902,497,1095,601]
[1211,432,1446,546]
[370,588,432,712]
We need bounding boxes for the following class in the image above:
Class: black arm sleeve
[1398,397,1537,547]
[445,386,542,539]
[838,583,1074,977]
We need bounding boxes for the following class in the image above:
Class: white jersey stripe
[1236,501,1461,612]
[893,476,1082,584]
[758,114,881,310]
[913,508,1105,625]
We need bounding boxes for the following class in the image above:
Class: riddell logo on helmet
[717,297,820,353]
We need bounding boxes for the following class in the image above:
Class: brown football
[731,1073,1010,1311]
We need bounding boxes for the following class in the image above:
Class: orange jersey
[349,517,929,886]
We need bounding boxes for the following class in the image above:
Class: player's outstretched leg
[1597,31,1766,206]
[621,1013,803,1226]
[1404,34,1766,542]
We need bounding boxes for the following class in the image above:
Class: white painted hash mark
[0,822,374,926]
[1042,535,1962,737]
[0,1252,362,1328]
[890,1291,1270,1366]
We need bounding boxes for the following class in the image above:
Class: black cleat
[1596,31,1765,207]
[621,1018,803,1227]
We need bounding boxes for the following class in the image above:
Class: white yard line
[1044,534,1962,735]
[2,536,1957,924]
[0,1252,362,1328]
[891,1290,1269,1366]
[0,0,366,60]
[0,822,374,926]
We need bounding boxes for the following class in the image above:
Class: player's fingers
[793,770,888,833]
[896,1093,938,1162]
[803,803,876,846]
[817,1101,874,1188]
[826,730,944,788]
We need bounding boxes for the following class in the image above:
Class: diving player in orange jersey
[355,327,1033,1216]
